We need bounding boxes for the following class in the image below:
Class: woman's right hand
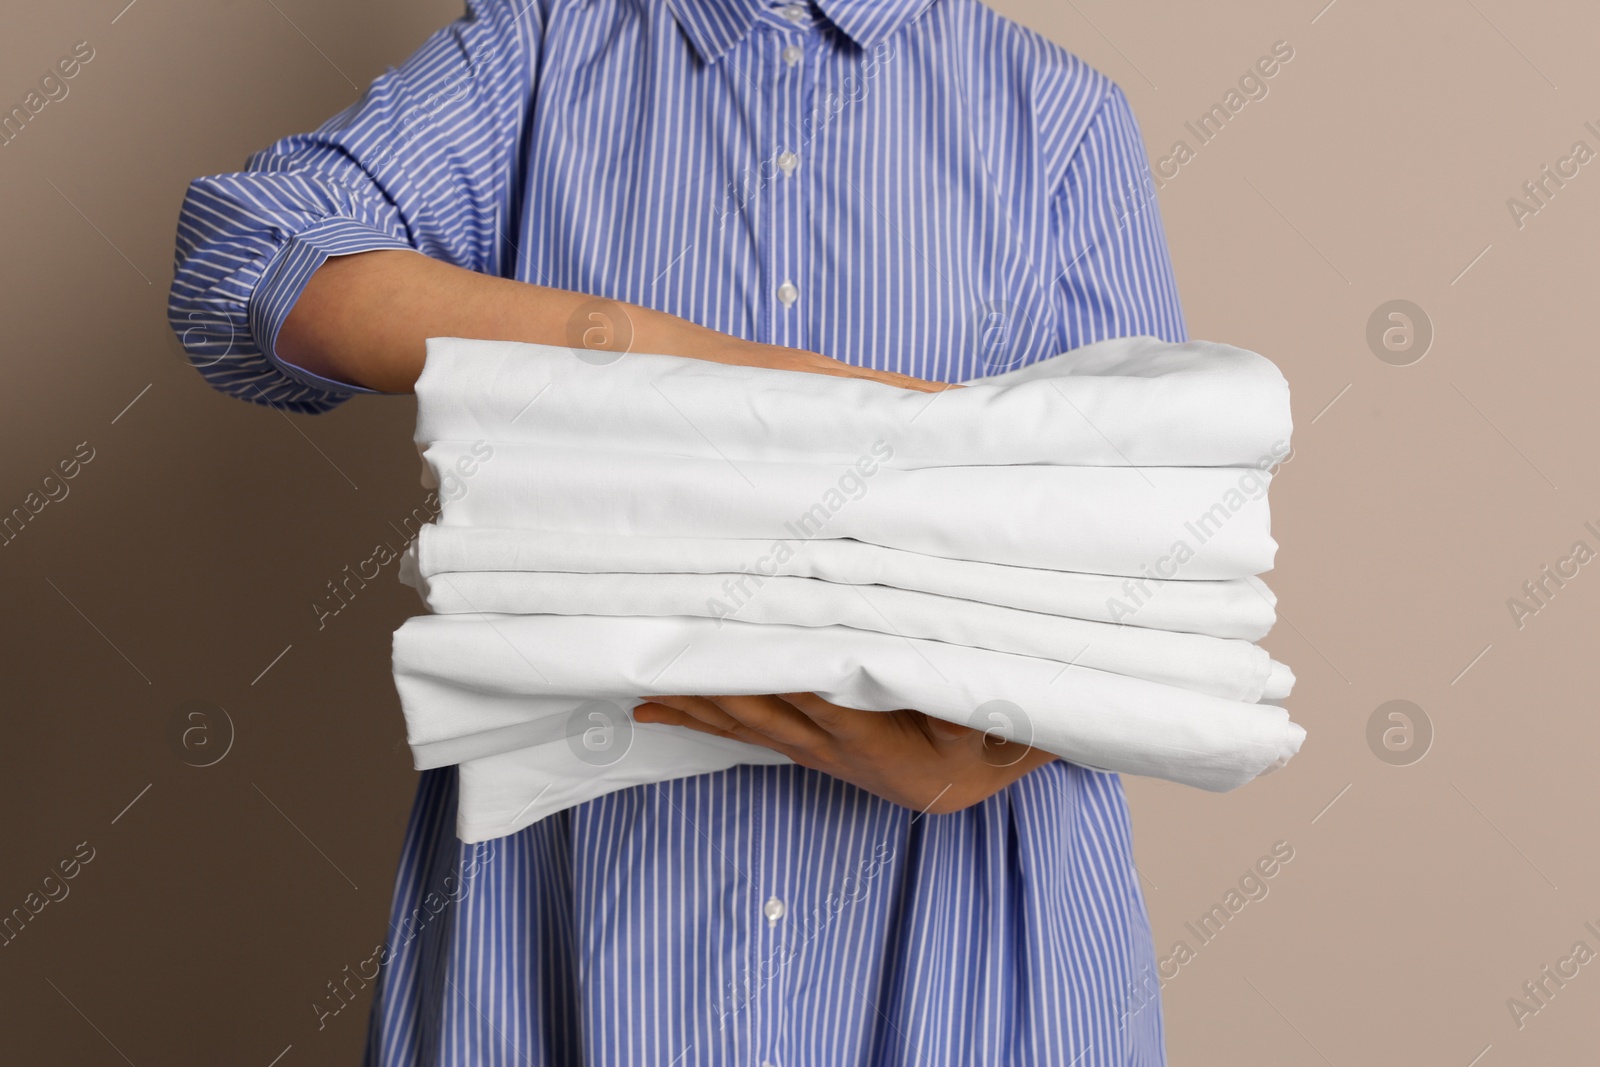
[700,337,958,395]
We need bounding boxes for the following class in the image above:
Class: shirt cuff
[247,217,418,397]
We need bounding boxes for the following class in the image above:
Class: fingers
[639,695,741,733]
[710,338,965,395]
[995,744,1058,777]
[877,372,964,394]
[713,694,834,748]
[779,694,965,748]
[783,349,960,394]
[775,691,860,735]
[642,694,830,751]
[923,716,975,743]
[633,701,738,740]
[976,732,1050,771]
[841,366,961,394]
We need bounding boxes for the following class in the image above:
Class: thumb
[924,716,975,742]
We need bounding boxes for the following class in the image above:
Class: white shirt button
[781,5,806,22]
[782,44,803,67]
[776,281,799,308]
[777,151,798,177]
[763,896,787,926]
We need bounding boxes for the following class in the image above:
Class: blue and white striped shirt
[171,0,1182,1062]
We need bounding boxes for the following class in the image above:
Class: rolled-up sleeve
[168,0,543,414]
[1051,83,1188,349]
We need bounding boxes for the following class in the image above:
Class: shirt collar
[663,0,933,64]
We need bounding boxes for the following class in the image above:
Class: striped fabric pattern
[169,0,1184,1062]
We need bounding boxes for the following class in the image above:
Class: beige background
[2,0,1596,1063]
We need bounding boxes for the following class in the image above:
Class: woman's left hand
[634,693,1056,815]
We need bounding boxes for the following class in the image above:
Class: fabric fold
[391,613,1305,839]
[404,569,1290,702]
[414,334,1293,469]
[402,525,1280,639]
[424,441,1279,579]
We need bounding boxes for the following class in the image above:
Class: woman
[170,0,1182,1062]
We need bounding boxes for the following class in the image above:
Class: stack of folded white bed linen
[392,335,1305,843]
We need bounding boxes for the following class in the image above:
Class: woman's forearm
[277,249,947,393]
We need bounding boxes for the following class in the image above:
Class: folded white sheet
[395,334,1303,842]
[455,725,792,843]
[425,441,1278,579]
[391,614,1306,841]
[414,335,1292,469]
[404,569,1293,702]
[401,525,1279,639]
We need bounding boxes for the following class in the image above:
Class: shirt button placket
[772,19,808,351]
[759,890,788,1064]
